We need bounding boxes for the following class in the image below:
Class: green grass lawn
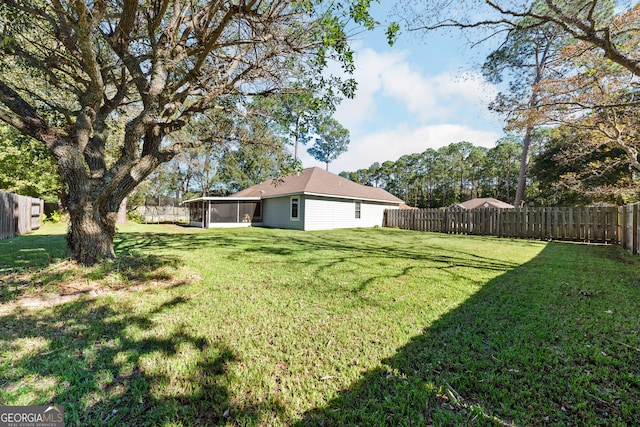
[1,223,639,426]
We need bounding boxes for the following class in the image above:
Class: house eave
[260,191,402,205]
[181,196,261,205]
[182,193,402,205]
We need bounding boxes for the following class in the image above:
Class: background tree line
[340,124,639,208]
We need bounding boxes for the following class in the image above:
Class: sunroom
[182,197,262,228]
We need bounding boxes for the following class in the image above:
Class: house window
[355,201,361,219]
[290,197,299,221]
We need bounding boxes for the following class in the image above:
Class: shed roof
[232,167,404,204]
[454,198,514,209]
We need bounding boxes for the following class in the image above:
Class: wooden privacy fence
[384,203,640,255]
[0,191,44,240]
[620,203,640,255]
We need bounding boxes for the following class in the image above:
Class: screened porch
[182,197,262,228]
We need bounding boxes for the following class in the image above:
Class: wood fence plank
[620,206,625,249]
[0,192,44,240]
[631,203,640,254]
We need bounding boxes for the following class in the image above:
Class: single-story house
[453,197,514,209]
[182,167,404,230]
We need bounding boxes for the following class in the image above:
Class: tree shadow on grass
[0,296,283,426]
[0,230,71,272]
[112,227,521,273]
[238,231,526,308]
[0,230,191,304]
[0,227,294,425]
[296,242,640,426]
[109,227,528,314]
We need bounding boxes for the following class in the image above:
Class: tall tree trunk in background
[478,24,556,207]
[515,125,535,207]
[514,56,547,206]
[294,116,301,161]
[116,197,128,224]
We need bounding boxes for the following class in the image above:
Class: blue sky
[298,5,507,173]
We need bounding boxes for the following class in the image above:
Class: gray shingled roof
[455,198,514,209]
[232,167,404,204]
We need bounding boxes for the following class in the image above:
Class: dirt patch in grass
[0,253,199,311]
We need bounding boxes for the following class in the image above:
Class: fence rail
[384,203,640,255]
[0,191,44,240]
[135,205,189,224]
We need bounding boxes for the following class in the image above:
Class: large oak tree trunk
[66,198,117,265]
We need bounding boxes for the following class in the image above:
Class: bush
[46,209,67,223]
[126,210,144,223]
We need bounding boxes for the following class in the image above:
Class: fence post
[444,208,450,234]
[619,206,624,248]
[13,193,19,236]
[0,192,12,239]
[631,203,640,254]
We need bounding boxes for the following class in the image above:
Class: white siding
[303,196,399,231]
[206,222,257,228]
[262,197,304,230]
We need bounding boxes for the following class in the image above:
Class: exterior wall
[206,222,258,228]
[303,196,399,231]
[191,220,260,229]
[262,197,304,230]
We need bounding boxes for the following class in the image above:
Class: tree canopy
[306,115,350,171]
[0,122,59,202]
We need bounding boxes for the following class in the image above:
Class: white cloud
[331,47,404,129]
[334,48,499,127]
[378,59,439,117]
[423,71,499,121]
